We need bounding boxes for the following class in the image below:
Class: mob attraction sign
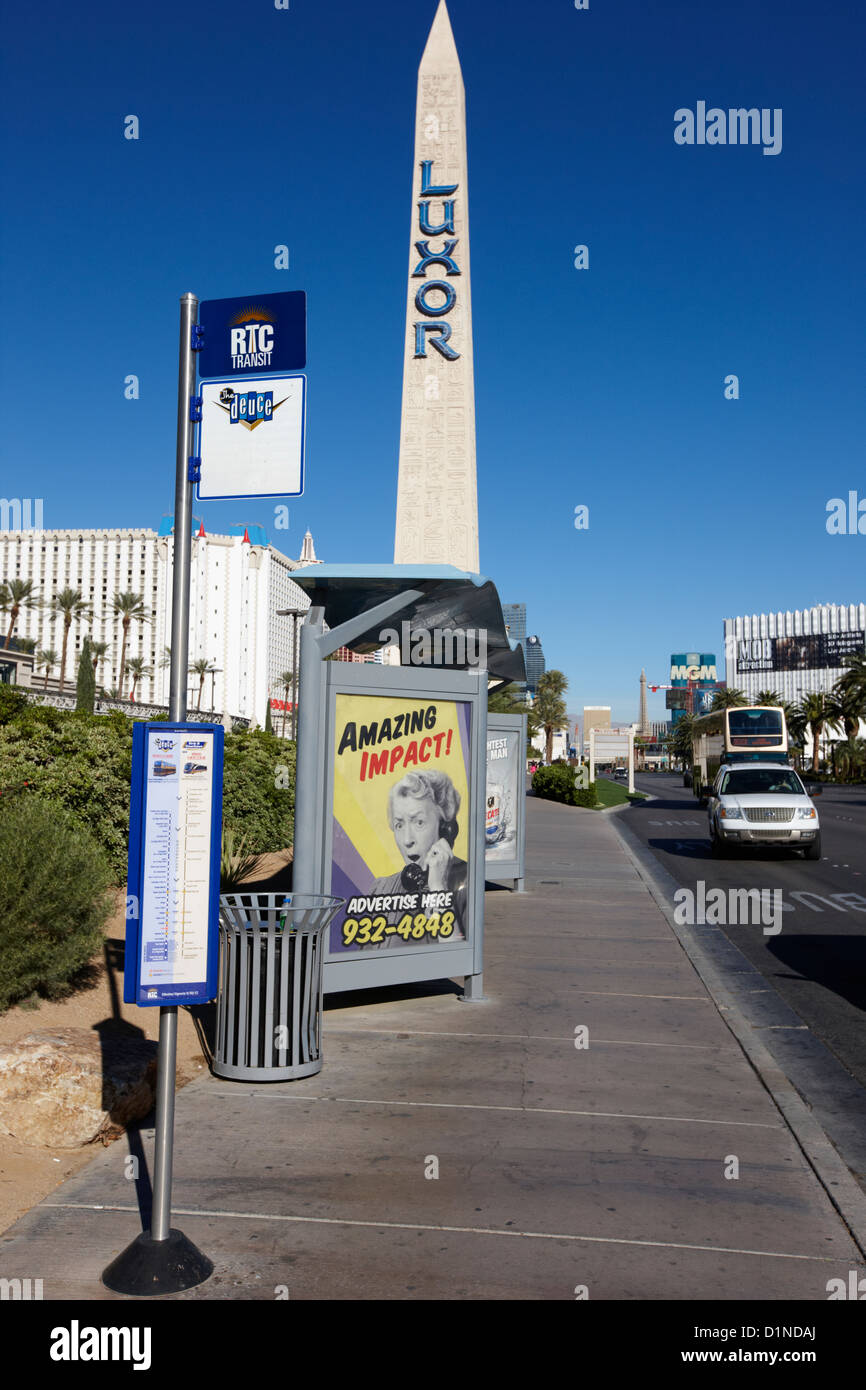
[735,631,865,674]
[124,723,223,1006]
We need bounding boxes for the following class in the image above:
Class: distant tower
[298,529,321,565]
[639,668,651,734]
[394,0,478,571]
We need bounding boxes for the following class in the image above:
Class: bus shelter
[286,566,525,999]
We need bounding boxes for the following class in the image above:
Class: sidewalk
[2,794,865,1300]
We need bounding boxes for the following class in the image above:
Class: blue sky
[1,0,864,725]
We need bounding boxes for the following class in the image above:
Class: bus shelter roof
[287,564,526,685]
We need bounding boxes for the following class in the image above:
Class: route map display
[124,723,223,1006]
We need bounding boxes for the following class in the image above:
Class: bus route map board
[124,722,224,1007]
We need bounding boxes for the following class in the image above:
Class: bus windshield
[728,711,789,745]
[728,709,784,740]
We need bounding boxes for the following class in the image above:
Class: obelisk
[394,0,479,572]
[639,669,650,734]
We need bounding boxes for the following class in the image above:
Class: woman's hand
[424,838,453,890]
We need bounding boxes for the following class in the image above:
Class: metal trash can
[214,892,344,1082]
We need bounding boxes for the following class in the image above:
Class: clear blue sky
[1,0,864,726]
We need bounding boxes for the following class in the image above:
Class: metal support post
[102,292,212,1296]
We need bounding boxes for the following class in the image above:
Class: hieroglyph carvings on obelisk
[394,0,479,572]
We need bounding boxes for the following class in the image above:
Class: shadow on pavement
[324,978,462,1012]
[767,935,866,1015]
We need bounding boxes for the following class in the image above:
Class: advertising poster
[736,630,864,674]
[329,694,472,954]
[485,728,520,864]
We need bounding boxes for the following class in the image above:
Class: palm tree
[89,640,109,676]
[832,738,866,783]
[533,670,568,763]
[111,591,150,698]
[159,645,172,669]
[829,656,866,735]
[51,588,90,693]
[278,669,294,737]
[782,701,805,748]
[755,689,783,706]
[127,657,151,702]
[189,657,214,712]
[710,686,749,710]
[36,648,58,691]
[835,653,866,711]
[0,578,40,648]
[666,713,696,769]
[796,692,842,774]
[828,686,863,742]
[488,683,541,740]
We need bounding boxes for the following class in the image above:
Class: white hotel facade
[724,603,866,757]
[723,603,866,704]
[0,524,317,724]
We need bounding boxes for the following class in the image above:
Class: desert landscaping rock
[0,1027,157,1148]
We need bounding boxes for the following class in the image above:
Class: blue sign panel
[197,291,306,379]
[124,722,224,1007]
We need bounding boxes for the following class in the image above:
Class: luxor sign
[412,161,462,362]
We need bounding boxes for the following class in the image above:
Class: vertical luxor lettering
[414,162,461,358]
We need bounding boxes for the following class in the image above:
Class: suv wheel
[804,833,822,861]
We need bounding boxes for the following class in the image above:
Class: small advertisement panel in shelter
[329,693,472,954]
[485,727,521,864]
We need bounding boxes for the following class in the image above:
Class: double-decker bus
[690,706,788,798]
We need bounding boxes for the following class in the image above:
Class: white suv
[707,763,822,859]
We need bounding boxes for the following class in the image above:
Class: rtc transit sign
[197,291,306,379]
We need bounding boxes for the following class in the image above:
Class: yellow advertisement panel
[329,693,473,954]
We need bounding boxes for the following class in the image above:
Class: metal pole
[152,290,198,1243]
[292,602,325,896]
[291,611,300,742]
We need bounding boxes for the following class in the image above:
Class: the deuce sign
[413,161,462,362]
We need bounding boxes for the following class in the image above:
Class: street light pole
[277,607,307,742]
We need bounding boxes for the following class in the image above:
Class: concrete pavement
[2,793,865,1300]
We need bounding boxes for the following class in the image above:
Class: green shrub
[222,728,295,853]
[532,763,597,806]
[0,795,114,1010]
[532,763,599,807]
[573,783,599,808]
[0,686,28,724]
[0,709,134,879]
[0,706,297,886]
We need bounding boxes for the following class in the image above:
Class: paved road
[614,773,866,1090]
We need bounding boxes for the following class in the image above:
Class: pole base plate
[102,1228,213,1296]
